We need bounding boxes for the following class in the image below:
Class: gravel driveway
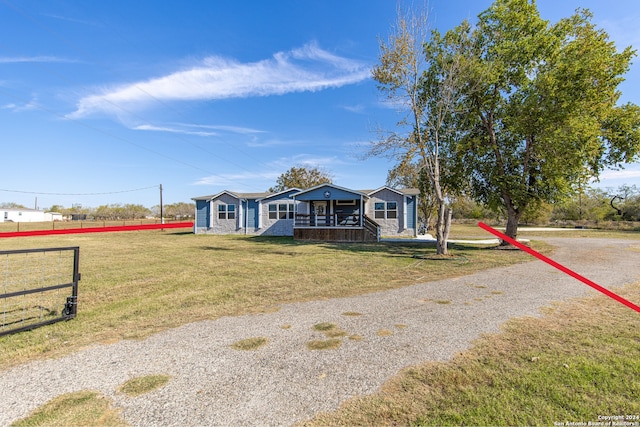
[1,237,640,426]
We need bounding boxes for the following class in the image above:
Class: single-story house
[0,208,63,223]
[192,184,419,242]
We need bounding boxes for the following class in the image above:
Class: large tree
[269,166,333,192]
[371,3,465,254]
[446,0,640,242]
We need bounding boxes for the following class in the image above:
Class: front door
[312,201,330,226]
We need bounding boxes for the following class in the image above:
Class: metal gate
[1,246,80,337]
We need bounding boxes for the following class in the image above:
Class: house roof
[192,186,420,201]
[0,207,42,212]
[366,186,420,197]
[292,183,369,198]
[192,191,272,201]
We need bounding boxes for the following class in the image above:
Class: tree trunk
[502,204,521,245]
[435,201,451,255]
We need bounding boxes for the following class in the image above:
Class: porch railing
[363,215,381,241]
[295,213,361,227]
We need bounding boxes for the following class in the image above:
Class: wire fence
[1,247,80,337]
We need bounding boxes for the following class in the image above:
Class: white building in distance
[0,208,63,223]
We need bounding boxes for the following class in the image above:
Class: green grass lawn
[0,229,540,369]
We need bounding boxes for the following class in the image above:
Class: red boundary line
[478,222,640,314]
[0,222,194,238]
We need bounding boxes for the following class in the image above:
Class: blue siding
[294,185,363,201]
[195,200,209,228]
[406,196,416,229]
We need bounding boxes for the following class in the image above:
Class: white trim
[209,200,214,229]
[258,202,263,228]
[403,196,408,230]
[257,187,303,201]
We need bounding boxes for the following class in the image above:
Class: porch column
[403,196,408,230]
[209,200,214,228]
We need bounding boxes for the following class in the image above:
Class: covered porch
[291,184,380,242]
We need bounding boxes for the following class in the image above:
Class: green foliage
[448,195,495,220]
[161,202,195,219]
[269,166,332,192]
[93,203,151,220]
[440,0,640,238]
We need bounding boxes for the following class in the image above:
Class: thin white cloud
[246,138,292,148]
[174,123,266,135]
[193,171,279,187]
[341,104,365,113]
[269,154,343,170]
[133,124,218,137]
[2,95,40,112]
[0,56,78,64]
[132,122,267,137]
[42,13,101,27]
[598,168,640,180]
[67,42,371,119]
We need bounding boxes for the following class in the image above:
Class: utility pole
[159,184,164,225]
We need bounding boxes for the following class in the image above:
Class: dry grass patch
[306,339,342,350]
[313,322,337,332]
[11,391,126,427]
[118,374,171,397]
[377,329,393,337]
[342,311,363,316]
[313,322,347,338]
[231,337,268,351]
[420,298,452,305]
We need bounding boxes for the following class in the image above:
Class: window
[374,202,385,219]
[218,204,235,220]
[374,201,398,219]
[386,202,397,219]
[278,204,288,219]
[269,203,295,220]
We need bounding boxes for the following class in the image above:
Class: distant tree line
[0,202,195,221]
[445,184,640,224]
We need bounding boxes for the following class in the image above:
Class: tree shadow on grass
[244,235,497,259]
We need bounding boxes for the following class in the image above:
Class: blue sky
[1,0,640,210]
